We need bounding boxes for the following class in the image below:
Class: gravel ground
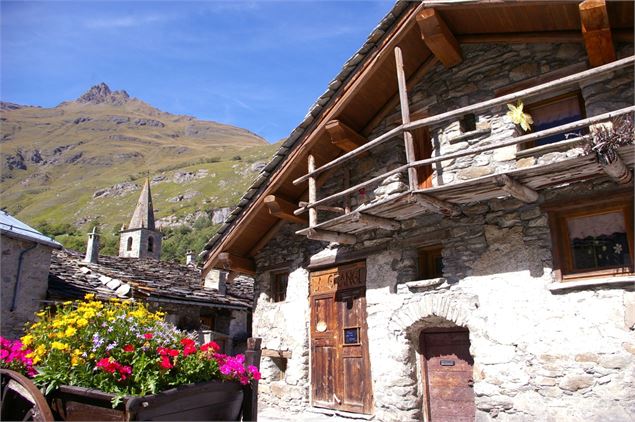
[258,407,371,421]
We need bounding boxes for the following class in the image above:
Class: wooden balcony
[294,54,635,244]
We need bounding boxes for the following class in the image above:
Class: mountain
[0,83,277,259]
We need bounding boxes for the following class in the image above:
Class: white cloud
[83,14,167,30]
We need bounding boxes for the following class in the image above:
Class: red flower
[157,347,168,356]
[96,357,117,373]
[201,341,220,353]
[143,333,153,340]
[168,349,179,357]
[118,365,132,381]
[183,344,197,357]
[180,338,195,347]
[123,344,135,353]
[159,355,173,369]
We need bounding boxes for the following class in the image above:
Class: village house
[1,211,62,339]
[200,1,634,421]
[47,178,254,353]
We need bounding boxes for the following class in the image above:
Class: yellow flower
[51,341,70,351]
[21,334,33,346]
[76,318,88,328]
[65,326,77,337]
[63,301,72,305]
[36,310,46,318]
[84,293,95,300]
[71,355,82,366]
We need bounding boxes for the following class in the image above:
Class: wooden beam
[325,120,366,153]
[218,252,256,276]
[308,154,317,228]
[599,153,633,185]
[249,219,285,257]
[305,228,357,245]
[264,195,306,224]
[579,0,615,67]
[410,193,461,216]
[261,349,292,359]
[416,8,461,68]
[494,174,539,203]
[351,212,401,231]
[296,202,345,215]
[395,46,419,191]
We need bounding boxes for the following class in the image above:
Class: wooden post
[395,46,419,191]
[344,169,351,214]
[308,154,318,228]
[242,337,262,421]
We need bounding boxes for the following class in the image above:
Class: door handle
[333,394,342,405]
[467,380,474,387]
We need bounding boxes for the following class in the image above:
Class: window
[522,92,585,149]
[546,192,633,281]
[147,236,154,252]
[126,237,133,251]
[272,272,288,302]
[418,246,444,279]
[270,357,287,381]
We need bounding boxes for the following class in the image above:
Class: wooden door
[413,126,434,189]
[420,330,474,422]
[310,262,372,414]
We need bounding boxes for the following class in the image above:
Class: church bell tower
[119,178,162,260]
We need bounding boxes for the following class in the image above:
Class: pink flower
[143,333,153,340]
[168,349,179,357]
[248,365,261,381]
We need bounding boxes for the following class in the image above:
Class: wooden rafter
[416,8,462,68]
[410,193,461,216]
[494,174,539,203]
[579,0,615,67]
[218,252,256,276]
[325,120,366,153]
[350,212,401,231]
[599,153,633,185]
[264,195,306,224]
[305,228,357,245]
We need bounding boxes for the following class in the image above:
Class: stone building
[200,1,634,421]
[0,211,62,339]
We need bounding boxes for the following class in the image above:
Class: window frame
[520,91,586,150]
[271,271,289,303]
[545,191,634,282]
[417,245,444,280]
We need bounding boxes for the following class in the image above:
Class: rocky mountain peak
[76,83,130,105]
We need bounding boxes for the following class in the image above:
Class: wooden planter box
[48,380,247,421]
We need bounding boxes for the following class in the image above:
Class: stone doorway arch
[387,293,479,421]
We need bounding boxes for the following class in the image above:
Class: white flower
[613,244,623,255]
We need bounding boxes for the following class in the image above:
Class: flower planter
[48,380,247,421]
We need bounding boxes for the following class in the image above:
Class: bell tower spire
[119,177,162,260]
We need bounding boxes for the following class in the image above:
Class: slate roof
[0,210,62,249]
[48,249,253,310]
[199,1,410,261]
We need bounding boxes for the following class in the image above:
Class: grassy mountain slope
[1,84,278,261]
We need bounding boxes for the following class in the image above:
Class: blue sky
[1,1,394,142]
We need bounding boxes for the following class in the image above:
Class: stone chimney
[84,227,100,264]
[204,269,227,295]
[186,250,194,266]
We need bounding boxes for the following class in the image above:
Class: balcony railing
[293,52,634,244]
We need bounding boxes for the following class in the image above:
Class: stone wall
[250,42,634,420]
[1,236,54,339]
[253,180,634,421]
[253,223,326,412]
